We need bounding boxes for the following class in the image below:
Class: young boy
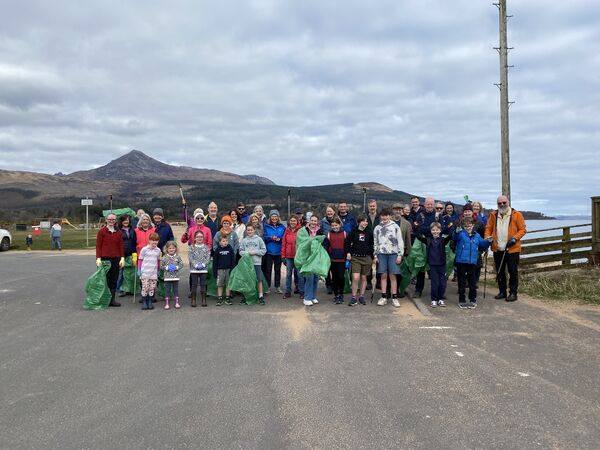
[213,235,236,305]
[452,218,491,309]
[416,222,452,308]
[25,234,33,251]
[238,224,267,305]
[345,215,374,306]
[373,208,404,307]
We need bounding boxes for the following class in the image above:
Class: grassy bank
[519,267,600,305]
[10,229,97,250]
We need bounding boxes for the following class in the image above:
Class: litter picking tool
[178,183,188,225]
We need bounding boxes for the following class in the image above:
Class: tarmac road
[1,251,599,449]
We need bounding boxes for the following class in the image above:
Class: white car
[0,228,11,251]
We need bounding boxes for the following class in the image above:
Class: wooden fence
[520,223,592,274]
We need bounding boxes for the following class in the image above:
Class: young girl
[327,217,347,304]
[161,240,184,310]
[281,216,303,298]
[345,215,374,306]
[137,232,161,310]
[239,224,267,304]
[302,215,325,306]
[188,230,211,307]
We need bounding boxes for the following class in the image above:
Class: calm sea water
[521,219,592,261]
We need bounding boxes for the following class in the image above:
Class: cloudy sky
[1,0,598,215]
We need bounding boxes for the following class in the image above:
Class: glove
[181,232,188,242]
[345,260,351,270]
[96,258,102,267]
[507,238,517,247]
[486,236,494,242]
[136,268,141,277]
[168,263,177,272]
[119,257,125,268]
[195,263,205,270]
[455,226,463,233]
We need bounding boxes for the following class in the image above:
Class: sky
[0,0,598,216]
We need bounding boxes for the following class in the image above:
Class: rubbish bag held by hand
[228,255,265,304]
[120,256,135,294]
[83,261,112,310]
[398,240,428,294]
[294,228,331,277]
[206,261,218,297]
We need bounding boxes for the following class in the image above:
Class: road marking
[35,302,41,305]
[518,372,530,377]
[0,289,12,293]
[455,352,464,357]
[419,326,454,329]
[450,344,459,348]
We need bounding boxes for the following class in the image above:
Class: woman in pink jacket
[281,216,304,298]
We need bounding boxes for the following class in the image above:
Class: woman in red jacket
[96,213,125,307]
[135,213,156,256]
[281,216,304,298]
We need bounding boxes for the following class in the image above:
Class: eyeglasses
[435,207,444,210]
[497,201,508,205]
[237,207,245,210]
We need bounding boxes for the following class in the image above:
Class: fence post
[562,226,571,266]
[592,196,600,266]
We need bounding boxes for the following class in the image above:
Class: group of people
[94,195,526,311]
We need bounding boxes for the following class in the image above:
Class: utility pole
[494,0,513,200]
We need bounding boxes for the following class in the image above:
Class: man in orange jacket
[485,195,527,302]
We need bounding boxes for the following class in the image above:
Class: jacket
[154,221,174,250]
[188,244,211,273]
[374,221,404,255]
[416,209,438,237]
[239,235,267,265]
[416,234,452,266]
[281,224,301,259]
[485,208,527,254]
[327,230,347,262]
[213,244,236,276]
[213,230,239,254]
[120,226,137,256]
[452,230,490,265]
[263,222,286,255]
[345,227,374,257]
[394,217,413,256]
[338,212,357,234]
[135,226,156,255]
[161,254,184,281]
[96,226,125,258]
[182,224,213,250]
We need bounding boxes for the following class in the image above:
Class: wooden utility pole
[495,0,512,200]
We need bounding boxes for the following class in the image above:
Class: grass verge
[9,229,97,251]
[520,267,600,305]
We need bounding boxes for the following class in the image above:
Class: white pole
[86,197,89,247]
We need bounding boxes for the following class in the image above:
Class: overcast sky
[1,0,598,215]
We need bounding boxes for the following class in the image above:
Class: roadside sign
[81,199,93,206]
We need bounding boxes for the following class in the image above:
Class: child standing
[452,218,491,309]
[161,240,184,310]
[213,235,236,305]
[327,217,347,304]
[281,216,304,298]
[188,230,211,307]
[374,208,404,307]
[345,215,374,306]
[25,234,33,251]
[137,233,162,310]
[239,224,267,305]
[416,222,452,308]
[50,221,62,250]
[302,215,325,307]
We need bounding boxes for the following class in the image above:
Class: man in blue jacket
[338,201,357,234]
[152,208,174,250]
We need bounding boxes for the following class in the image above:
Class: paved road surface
[1,251,599,449]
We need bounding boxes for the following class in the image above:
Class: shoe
[468,301,477,309]
[201,293,207,307]
[118,291,127,297]
[392,297,401,308]
[494,292,507,300]
[275,287,283,294]
[335,296,344,305]
[303,299,314,306]
[240,298,247,305]
[438,299,446,307]
[430,300,438,308]
[258,296,265,305]
[283,292,291,299]
[458,302,469,309]
[312,298,319,304]
[366,283,373,291]
[265,288,271,295]
[216,297,223,306]
[109,299,121,307]
[506,293,518,302]
[164,297,170,310]
[299,293,304,300]
[191,293,197,308]
[414,291,422,298]
[174,297,181,309]
[349,297,357,307]
[293,288,300,294]
[142,296,150,310]
[377,297,388,306]
[359,296,366,305]
[224,297,233,306]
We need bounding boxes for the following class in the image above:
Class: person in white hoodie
[239,224,267,305]
[373,207,404,307]
[50,221,62,250]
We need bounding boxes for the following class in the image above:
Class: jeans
[51,237,61,250]
[285,258,304,294]
[265,254,282,288]
[303,274,319,301]
[116,268,124,291]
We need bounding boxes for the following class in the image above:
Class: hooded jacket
[485,208,527,254]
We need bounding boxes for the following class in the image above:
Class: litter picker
[178,183,188,225]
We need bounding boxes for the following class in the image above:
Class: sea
[518,219,592,263]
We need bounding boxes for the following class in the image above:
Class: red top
[281,224,301,258]
[96,227,124,258]
[135,227,156,255]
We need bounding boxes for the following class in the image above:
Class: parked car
[0,228,12,251]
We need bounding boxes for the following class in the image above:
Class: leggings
[141,278,157,296]
[191,273,207,294]
[164,280,179,298]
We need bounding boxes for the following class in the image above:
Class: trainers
[224,297,233,306]
[359,296,366,305]
[391,297,401,308]
[458,302,469,309]
[258,296,265,305]
[430,300,438,308]
[240,298,247,305]
[312,298,319,304]
[438,299,446,307]
[494,292,507,300]
[283,292,291,299]
[335,295,344,305]
[377,297,388,306]
[349,297,357,306]
[414,291,422,298]
[303,299,314,306]
[265,288,271,295]
[468,301,477,309]
[275,287,283,294]
[216,297,223,306]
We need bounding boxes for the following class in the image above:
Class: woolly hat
[221,215,233,224]
[269,209,280,218]
[462,204,473,212]
[294,208,303,214]
[194,209,205,219]
[152,208,164,217]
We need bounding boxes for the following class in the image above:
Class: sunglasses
[237,207,245,210]
[435,207,444,210]
[497,201,508,205]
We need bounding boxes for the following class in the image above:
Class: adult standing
[485,195,527,302]
[95,213,124,307]
[229,209,246,244]
[135,213,155,255]
[407,196,423,241]
[236,202,250,224]
[116,214,137,297]
[294,208,306,227]
[320,205,336,294]
[366,199,380,231]
[338,201,357,234]
[152,208,174,251]
[414,197,437,297]
[263,210,286,294]
[205,202,220,239]
[472,201,488,228]
[253,205,268,227]
[50,220,62,250]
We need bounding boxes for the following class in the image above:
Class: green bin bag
[294,228,331,277]
[398,239,456,294]
[83,261,112,310]
[344,269,352,294]
[228,255,266,304]
[120,256,136,294]
[156,269,165,298]
[206,261,218,297]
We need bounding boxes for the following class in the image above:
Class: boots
[191,293,197,307]
[148,295,154,310]
[109,289,121,307]
[164,297,170,310]
[174,296,181,309]
[142,295,150,310]
[201,292,207,307]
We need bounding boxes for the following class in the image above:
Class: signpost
[81,198,93,247]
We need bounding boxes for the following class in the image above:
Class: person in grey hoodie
[373,208,404,307]
[238,223,267,304]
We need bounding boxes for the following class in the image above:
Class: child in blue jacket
[452,218,491,309]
